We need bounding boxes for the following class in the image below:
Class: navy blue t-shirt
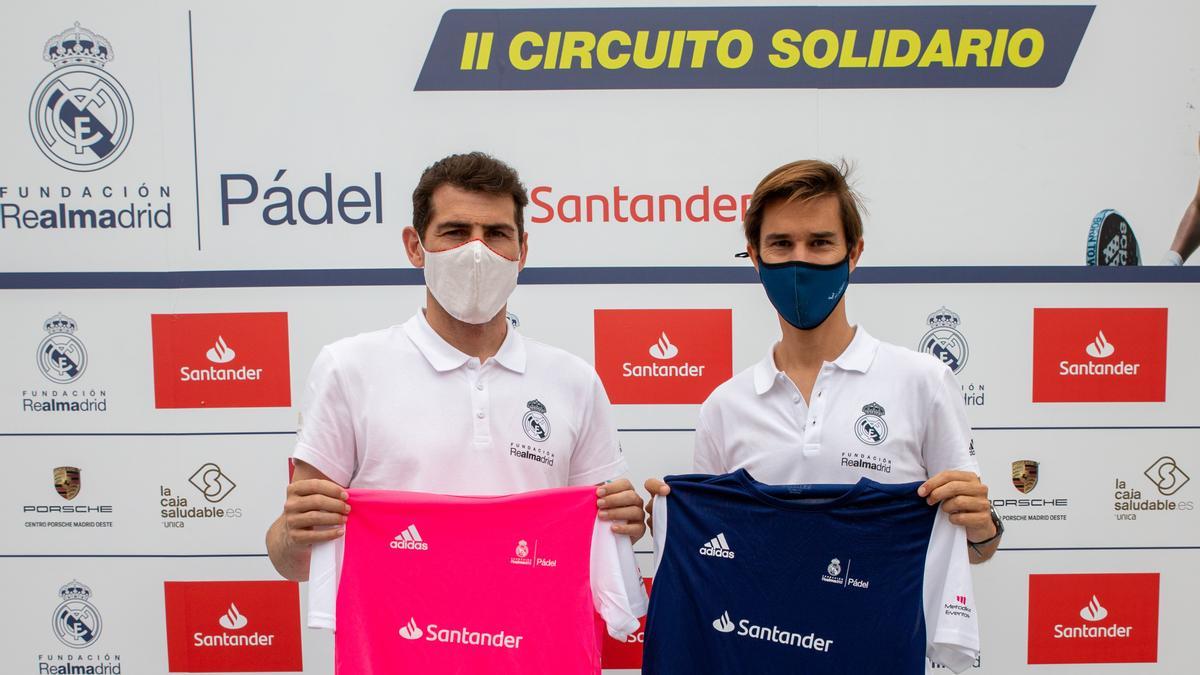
[643,470,978,674]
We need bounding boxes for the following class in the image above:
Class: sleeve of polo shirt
[920,365,980,477]
[692,411,725,474]
[567,372,628,486]
[293,346,357,487]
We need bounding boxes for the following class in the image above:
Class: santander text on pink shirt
[307,485,648,675]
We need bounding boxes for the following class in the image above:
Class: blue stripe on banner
[0,266,1199,289]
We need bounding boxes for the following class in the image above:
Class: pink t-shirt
[310,486,646,675]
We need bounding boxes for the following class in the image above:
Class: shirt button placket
[802,369,828,457]
[469,362,491,444]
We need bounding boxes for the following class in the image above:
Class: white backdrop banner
[1,1,1198,674]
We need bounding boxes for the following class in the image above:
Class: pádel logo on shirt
[710,610,834,654]
[1027,573,1158,664]
[151,312,292,408]
[853,403,888,446]
[164,580,302,672]
[698,532,735,559]
[819,557,870,589]
[399,616,526,650]
[508,538,557,567]
[1032,308,1167,403]
[390,524,428,551]
[594,309,732,404]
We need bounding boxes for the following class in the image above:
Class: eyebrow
[434,221,516,232]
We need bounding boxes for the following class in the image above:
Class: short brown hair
[743,159,864,250]
[412,152,529,239]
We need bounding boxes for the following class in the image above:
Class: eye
[770,240,791,248]
[812,239,834,247]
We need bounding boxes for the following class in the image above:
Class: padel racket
[1086,209,1141,266]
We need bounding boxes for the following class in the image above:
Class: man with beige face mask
[266,153,647,582]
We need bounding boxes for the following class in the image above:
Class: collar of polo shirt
[406,309,527,373]
[752,326,880,395]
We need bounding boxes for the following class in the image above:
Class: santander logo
[712,612,735,633]
[164,579,302,672]
[1032,308,1166,403]
[206,336,236,364]
[594,309,731,405]
[398,617,526,649]
[1084,332,1115,359]
[1079,596,1108,622]
[219,603,248,630]
[399,618,423,640]
[648,332,679,360]
[151,312,291,409]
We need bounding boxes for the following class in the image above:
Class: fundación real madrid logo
[52,580,103,648]
[29,22,133,172]
[854,402,888,446]
[918,307,969,374]
[522,399,551,442]
[38,312,88,384]
[827,558,842,577]
[54,466,82,500]
[1012,460,1040,494]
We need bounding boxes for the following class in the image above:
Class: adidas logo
[699,532,735,559]
[390,524,429,551]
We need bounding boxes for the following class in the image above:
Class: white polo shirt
[294,310,627,493]
[694,327,978,483]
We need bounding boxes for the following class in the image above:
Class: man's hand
[918,470,998,551]
[597,479,646,543]
[267,460,350,581]
[643,478,670,532]
[282,478,350,547]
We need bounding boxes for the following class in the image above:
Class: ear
[746,242,759,272]
[848,238,864,273]
[518,230,529,271]
[403,227,425,268]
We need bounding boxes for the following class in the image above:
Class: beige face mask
[422,239,519,324]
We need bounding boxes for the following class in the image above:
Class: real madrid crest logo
[38,313,87,384]
[854,402,888,446]
[29,23,133,172]
[827,558,841,577]
[918,307,969,374]
[52,580,102,648]
[522,399,551,442]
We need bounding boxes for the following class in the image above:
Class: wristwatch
[968,506,1004,548]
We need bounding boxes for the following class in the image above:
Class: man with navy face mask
[647,159,1002,563]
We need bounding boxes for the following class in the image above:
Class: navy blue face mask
[756,254,850,330]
